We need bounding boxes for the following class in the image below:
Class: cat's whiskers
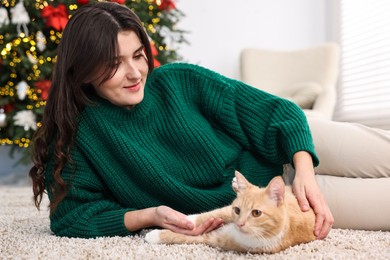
[233,226,285,252]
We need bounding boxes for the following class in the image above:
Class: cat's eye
[252,209,262,217]
[233,206,240,215]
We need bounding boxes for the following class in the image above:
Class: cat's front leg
[187,205,232,228]
[144,229,164,244]
[145,229,207,245]
[145,206,232,244]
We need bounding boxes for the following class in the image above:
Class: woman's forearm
[293,151,316,177]
[124,207,157,232]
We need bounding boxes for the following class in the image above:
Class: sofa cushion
[280,82,323,109]
[307,117,390,178]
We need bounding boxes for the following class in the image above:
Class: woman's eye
[252,209,262,217]
[134,53,144,60]
[233,207,240,215]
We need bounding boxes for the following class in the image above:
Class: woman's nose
[125,61,141,78]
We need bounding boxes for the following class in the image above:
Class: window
[334,0,390,130]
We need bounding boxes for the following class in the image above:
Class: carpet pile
[1,185,389,259]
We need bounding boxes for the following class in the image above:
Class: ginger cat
[145,171,316,254]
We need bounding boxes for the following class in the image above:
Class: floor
[0,146,31,186]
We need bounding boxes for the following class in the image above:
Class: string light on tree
[0,0,187,163]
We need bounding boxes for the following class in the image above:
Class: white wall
[176,0,331,79]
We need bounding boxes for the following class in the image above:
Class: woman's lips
[124,83,141,92]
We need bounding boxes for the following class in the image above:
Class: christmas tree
[0,0,187,163]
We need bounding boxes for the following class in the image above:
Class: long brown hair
[29,2,154,213]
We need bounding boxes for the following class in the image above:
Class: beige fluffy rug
[1,185,389,260]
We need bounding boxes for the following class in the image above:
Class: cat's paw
[186,214,198,225]
[144,229,162,244]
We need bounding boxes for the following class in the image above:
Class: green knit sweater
[46,63,318,238]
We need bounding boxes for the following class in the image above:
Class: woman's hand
[124,206,223,235]
[292,151,334,239]
[154,206,224,235]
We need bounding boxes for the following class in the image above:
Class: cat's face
[230,172,286,238]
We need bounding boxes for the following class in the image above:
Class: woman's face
[91,30,149,109]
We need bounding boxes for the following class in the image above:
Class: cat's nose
[237,222,245,227]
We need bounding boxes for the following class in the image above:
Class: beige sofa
[240,43,340,120]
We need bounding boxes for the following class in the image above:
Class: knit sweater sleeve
[46,144,134,238]
[167,63,319,167]
[219,79,319,166]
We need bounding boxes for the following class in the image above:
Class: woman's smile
[124,82,141,92]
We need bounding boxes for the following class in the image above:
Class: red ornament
[150,42,161,67]
[4,104,15,113]
[111,0,126,4]
[34,80,51,100]
[153,58,161,67]
[41,4,69,31]
[77,0,90,5]
[156,0,176,11]
[151,43,158,57]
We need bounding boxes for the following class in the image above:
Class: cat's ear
[266,176,285,206]
[232,171,250,193]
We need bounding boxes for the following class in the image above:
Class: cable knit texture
[45,63,318,238]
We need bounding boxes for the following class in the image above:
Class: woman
[29,2,333,239]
